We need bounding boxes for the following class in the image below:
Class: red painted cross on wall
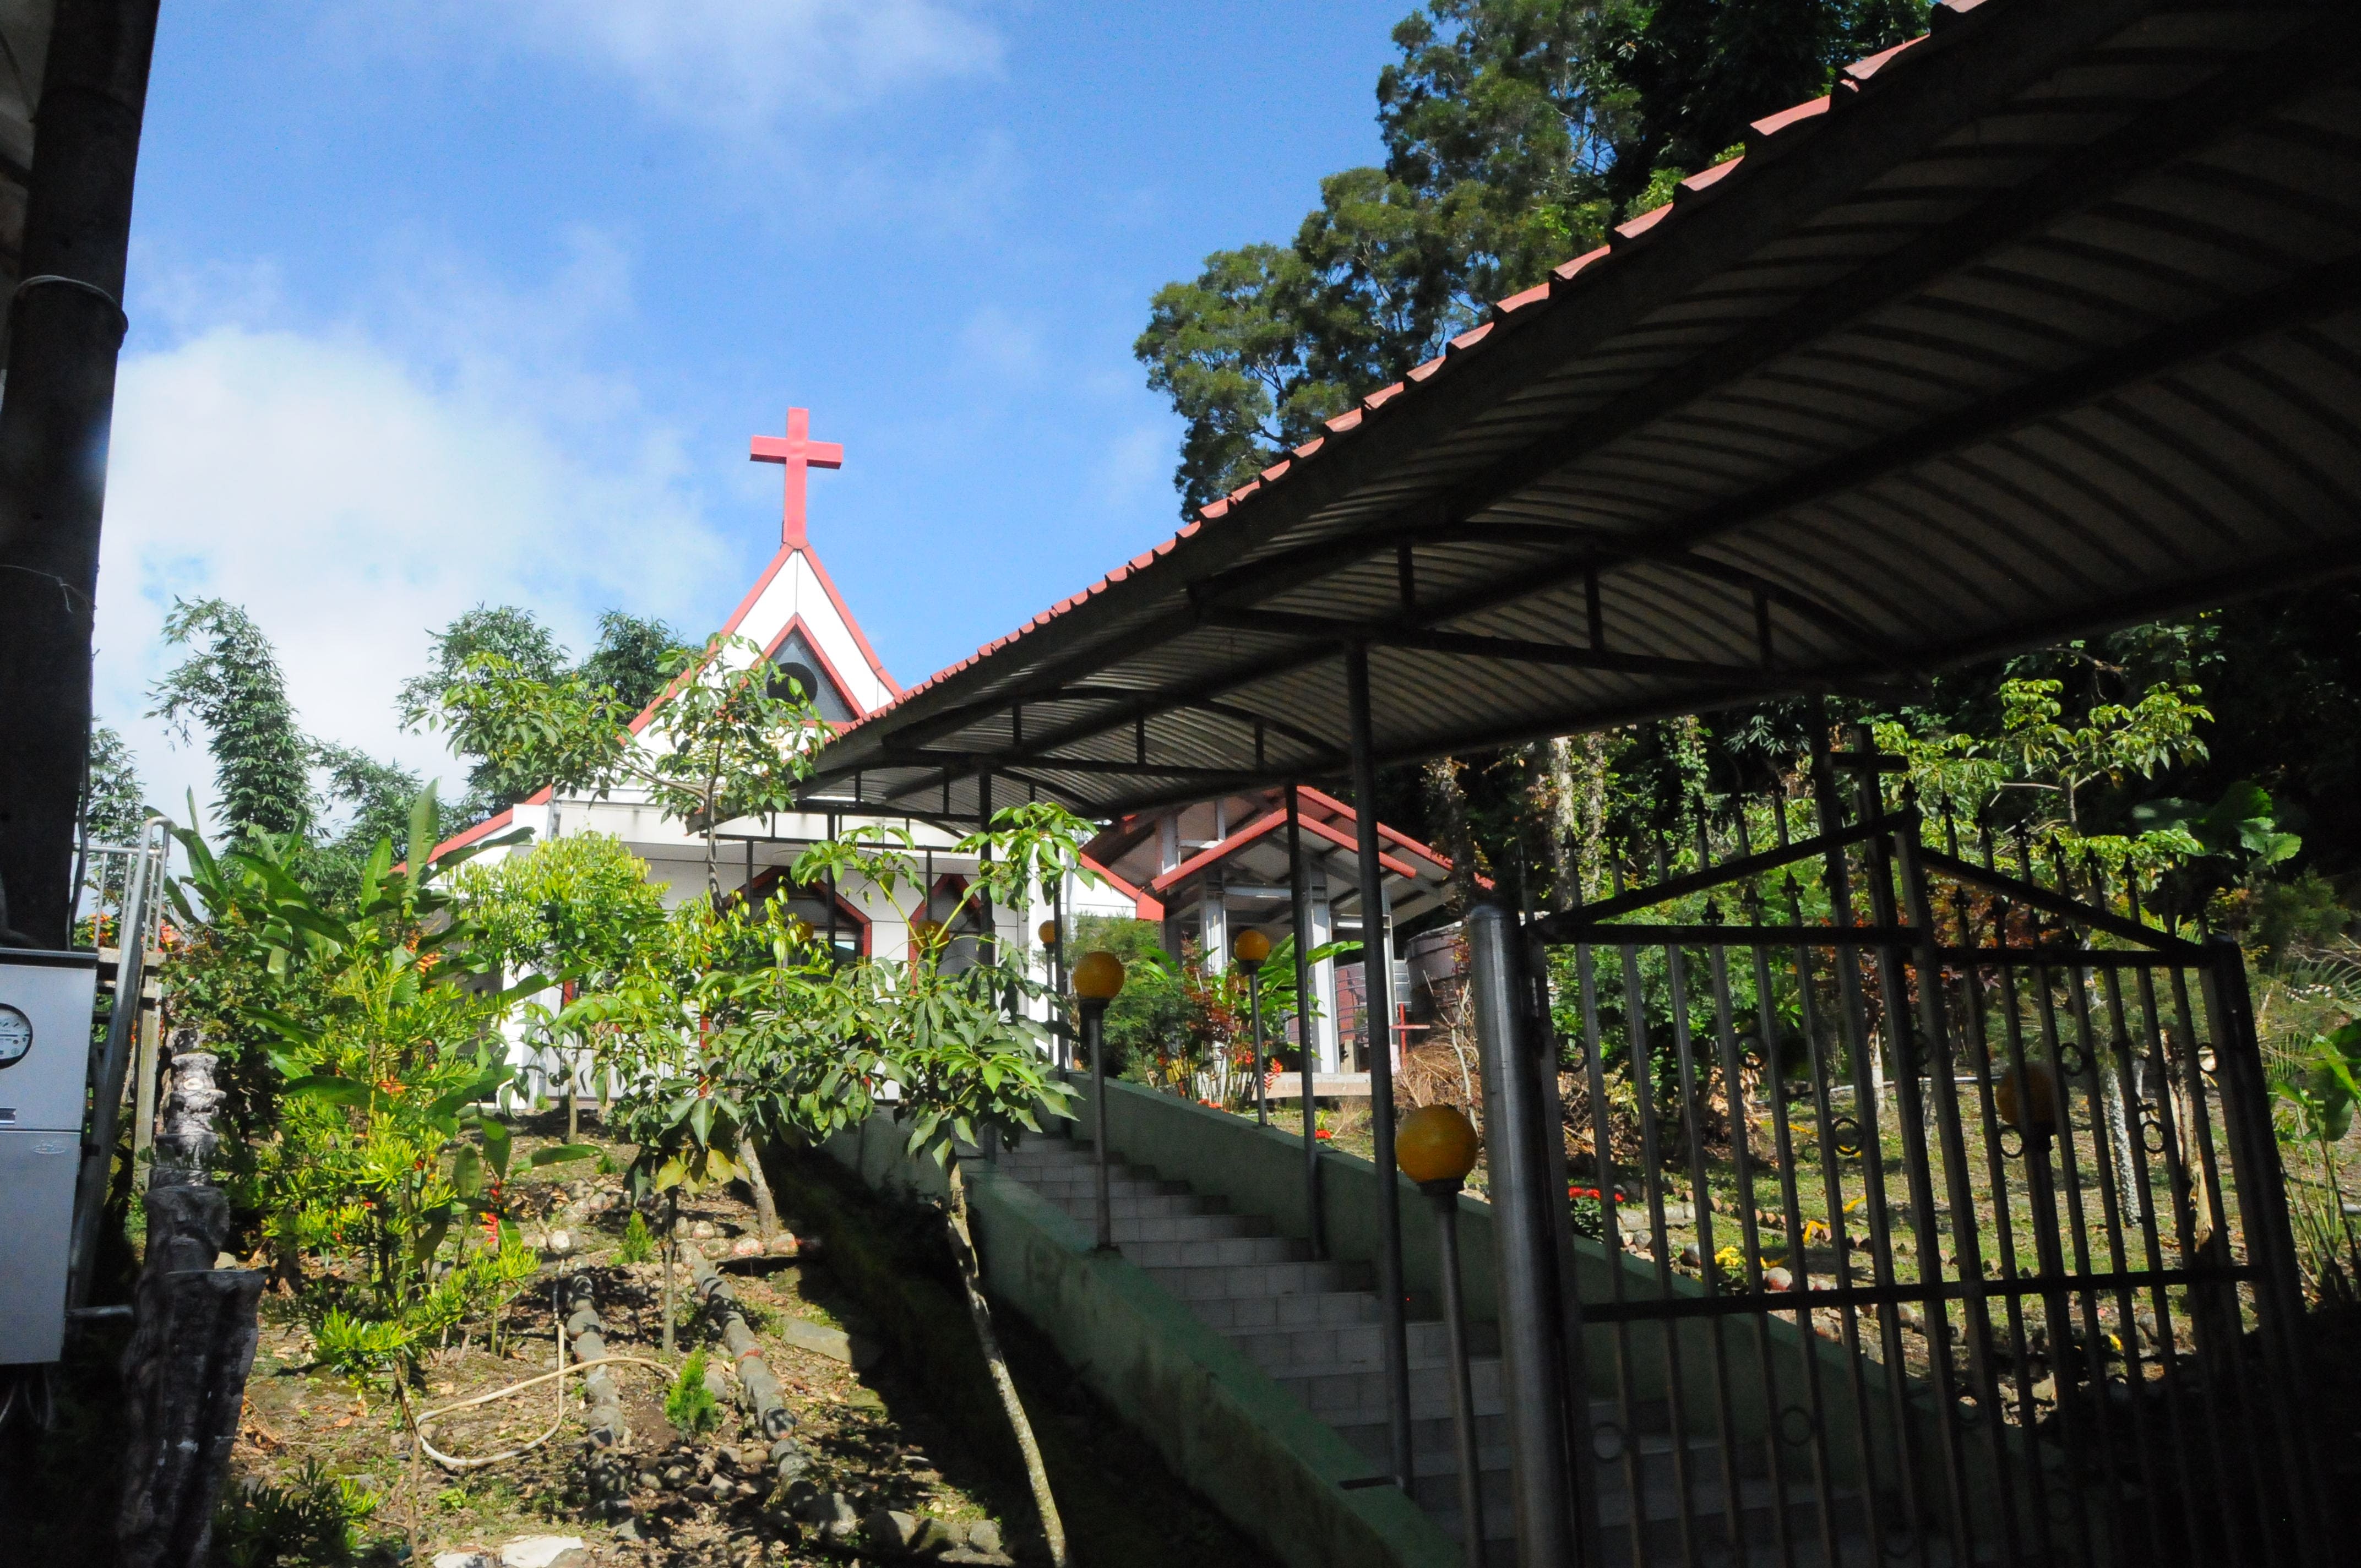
[749,407,843,549]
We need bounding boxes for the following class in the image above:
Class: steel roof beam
[1196,607,1911,698]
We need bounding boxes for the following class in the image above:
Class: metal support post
[1466,903,1575,1567]
[2202,935,2328,1563]
[1346,642,1413,1490]
[1084,997,1114,1251]
[1287,786,1324,1257]
[1245,961,1267,1125]
[1426,1178,1488,1568]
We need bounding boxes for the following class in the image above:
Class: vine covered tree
[150,597,315,837]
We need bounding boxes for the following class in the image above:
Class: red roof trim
[1296,786,1452,869]
[1150,809,1287,892]
[1080,852,1162,923]
[427,805,518,863]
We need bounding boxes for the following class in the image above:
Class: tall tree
[1589,0,1928,204]
[1139,0,1931,509]
[150,598,313,837]
[576,608,684,715]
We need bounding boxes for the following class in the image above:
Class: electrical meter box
[0,949,99,1365]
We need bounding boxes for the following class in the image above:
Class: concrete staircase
[992,1128,1878,1567]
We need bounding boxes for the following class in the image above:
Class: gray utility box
[0,949,99,1365]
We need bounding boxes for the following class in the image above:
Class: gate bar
[1467,904,1576,1567]
[1343,643,1413,1490]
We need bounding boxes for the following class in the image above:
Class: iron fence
[1520,739,2320,1567]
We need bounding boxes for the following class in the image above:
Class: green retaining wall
[825,1114,1462,1568]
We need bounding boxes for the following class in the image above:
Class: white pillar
[1309,860,1340,1074]
[1200,879,1228,974]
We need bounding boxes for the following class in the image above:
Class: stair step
[984,1131,1888,1568]
[1145,1258,1373,1300]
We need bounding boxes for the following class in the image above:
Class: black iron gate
[1520,738,2322,1568]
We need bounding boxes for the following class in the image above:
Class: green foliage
[161,785,542,1377]
[399,605,572,810]
[151,597,314,837]
[1140,0,1929,509]
[1073,915,1187,1075]
[409,630,823,895]
[666,1348,721,1439]
[1588,0,1927,204]
[78,721,150,916]
[578,608,684,714]
[402,603,686,816]
[209,1457,379,1568]
[617,1210,655,1264]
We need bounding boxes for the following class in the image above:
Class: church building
[432,406,1453,1099]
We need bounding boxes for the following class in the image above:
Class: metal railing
[1465,733,2322,1568]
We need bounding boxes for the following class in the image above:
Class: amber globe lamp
[1232,928,1272,971]
[1038,919,1059,946]
[1996,1062,2060,1140]
[1073,950,1127,1003]
[911,917,945,950]
[1397,1104,1481,1190]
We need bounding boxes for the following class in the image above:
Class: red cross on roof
[749,406,843,549]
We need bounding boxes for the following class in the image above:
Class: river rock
[910,1516,962,1554]
[499,1539,588,1568]
[690,1220,717,1239]
[432,1555,490,1568]
[865,1509,921,1553]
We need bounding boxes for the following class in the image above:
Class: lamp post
[1398,1102,1487,1568]
[1038,917,1064,1068]
[1233,927,1271,1125]
[1073,950,1127,1251]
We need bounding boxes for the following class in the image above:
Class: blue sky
[96,0,1407,815]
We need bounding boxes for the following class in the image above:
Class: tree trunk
[945,1161,1067,1568]
[661,1191,679,1357]
[1423,756,1481,914]
[1574,733,1609,895]
[741,1143,779,1239]
[1543,738,1579,912]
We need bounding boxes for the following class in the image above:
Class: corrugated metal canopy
[806,0,2361,823]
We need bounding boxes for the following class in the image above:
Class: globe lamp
[1232,928,1272,972]
[1038,919,1059,946]
[1996,1062,2060,1140]
[1073,950,1126,1003]
[1396,1104,1481,1192]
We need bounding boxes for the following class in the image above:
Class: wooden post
[0,0,162,946]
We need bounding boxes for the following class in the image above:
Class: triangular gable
[765,621,858,723]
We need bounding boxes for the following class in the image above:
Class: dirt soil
[222,1114,1276,1567]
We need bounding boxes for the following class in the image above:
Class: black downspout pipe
[0,0,162,948]
[1345,642,1413,1491]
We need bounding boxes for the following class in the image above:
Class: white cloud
[94,307,732,828]
[498,0,1002,138]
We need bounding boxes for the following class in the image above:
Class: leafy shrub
[210,1458,378,1567]
[617,1211,655,1264]
[312,1309,410,1389]
[666,1348,721,1439]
